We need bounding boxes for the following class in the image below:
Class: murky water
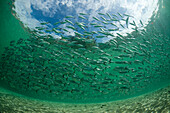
[0,0,169,110]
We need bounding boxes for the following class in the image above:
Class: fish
[98,13,105,15]
[112,48,123,52]
[116,33,125,39]
[100,31,114,37]
[76,44,84,49]
[84,39,94,43]
[120,86,130,90]
[120,23,125,28]
[79,13,87,15]
[66,25,77,30]
[117,12,123,18]
[84,33,91,36]
[84,31,93,35]
[135,74,143,77]
[76,22,86,27]
[130,20,136,26]
[58,39,68,44]
[100,56,110,61]
[17,38,24,44]
[114,61,130,64]
[79,26,85,30]
[108,28,119,31]
[35,27,46,30]
[112,14,118,19]
[54,22,61,25]
[134,60,144,65]
[74,32,83,37]
[96,35,105,38]
[119,54,132,58]
[106,13,112,19]
[93,17,100,21]
[60,21,67,24]
[65,19,74,25]
[101,16,107,21]
[121,18,126,21]
[101,21,109,25]
[99,28,106,32]
[110,23,117,27]
[91,31,97,34]
[111,18,119,21]
[90,23,98,25]
[114,66,129,70]
[140,20,144,26]
[52,28,62,34]
[91,46,99,49]
[65,15,74,18]
[62,28,69,32]
[40,22,49,25]
[114,56,123,60]
[123,13,133,17]
[78,15,86,20]
[119,70,129,74]
[45,29,52,32]
[126,17,129,28]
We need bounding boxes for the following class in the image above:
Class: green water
[0,0,30,56]
[0,0,170,104]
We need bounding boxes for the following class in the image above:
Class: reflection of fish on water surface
[0,11,170,103]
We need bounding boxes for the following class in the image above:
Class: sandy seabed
[0,85,169,113]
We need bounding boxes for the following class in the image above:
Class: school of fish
[0,12,169,103]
